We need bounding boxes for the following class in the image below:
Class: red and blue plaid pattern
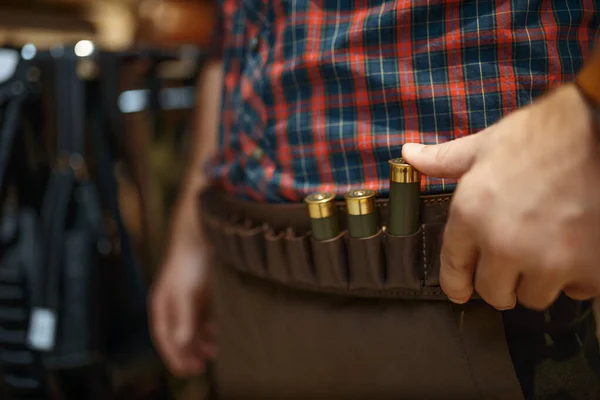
[207,0,600,202]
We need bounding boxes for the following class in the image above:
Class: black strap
[28,48,146,355]
[0,96,24,193]
[27,50,84,352]
[55,54,85,155]
[39,50,87,311]
[40,170,75,310]
[89,107,146,299]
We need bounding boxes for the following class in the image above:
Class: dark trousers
[211,259,600,400]
[202,187,600,400]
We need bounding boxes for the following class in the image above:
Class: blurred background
[1,2,599,400]
[0,0,217,399]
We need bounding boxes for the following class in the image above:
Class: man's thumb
[401,134,481,179]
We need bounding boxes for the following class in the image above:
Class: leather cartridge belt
[200,186,455,300]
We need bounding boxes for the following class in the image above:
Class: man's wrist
[575,44,600,135]
[576,43,600,104]
[574,81,600,136]
[167,180,207,247]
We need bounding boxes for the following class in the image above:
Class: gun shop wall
[0,1,217,399]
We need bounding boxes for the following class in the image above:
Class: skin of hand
[149,60,222,377]
[402,83,600,311]
[149,226,216,377]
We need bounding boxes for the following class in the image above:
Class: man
[151,1,600,398]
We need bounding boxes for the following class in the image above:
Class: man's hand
[403,84,600,311]
[149,231,216,377]
[149,60,221,377]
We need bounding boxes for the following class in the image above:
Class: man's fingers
[563,284,597,301]
[150,283,207,377]
[474,250,518,310]
[171,293,207,375]
[174,294,196,349]
[440,208,478,303]
[516,273,563,311]
[150,291,187,375]
[402,133,483,179]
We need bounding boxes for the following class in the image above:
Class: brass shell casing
[305,192,341,241]
[305,192,337,219]
[344,189,376,216]
[389,158,421,183]
[345,189,379,238]
[388,158,422,236]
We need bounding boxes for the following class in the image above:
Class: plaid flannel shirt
[206,0,600,202]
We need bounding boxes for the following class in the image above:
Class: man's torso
[208,0,600,202]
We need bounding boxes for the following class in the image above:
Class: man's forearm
[168,59,223,246]
[182,59,223,196]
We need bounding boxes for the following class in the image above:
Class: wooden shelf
[0,0,138,50]
[0,2,94,34]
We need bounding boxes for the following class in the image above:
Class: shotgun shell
[387,158,421,236]
[305,192,340,241]
[345,189,379,238]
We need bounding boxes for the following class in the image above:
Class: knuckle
[440,250,458,272]
[439,250,468,278]
[475,279,515,310]
[449,202,468,222]
[451,191,485,226]
[541,250,575,276]
[486,230,514,257]
[496,301,517,311]
[434,142,453,165]
[564,287,593,301]
[485,295,517,311]
[440,275,472,302]
[489,300,517,311]
[441,282,467,296]
[441,285,471,302]
[450,195,476,221]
